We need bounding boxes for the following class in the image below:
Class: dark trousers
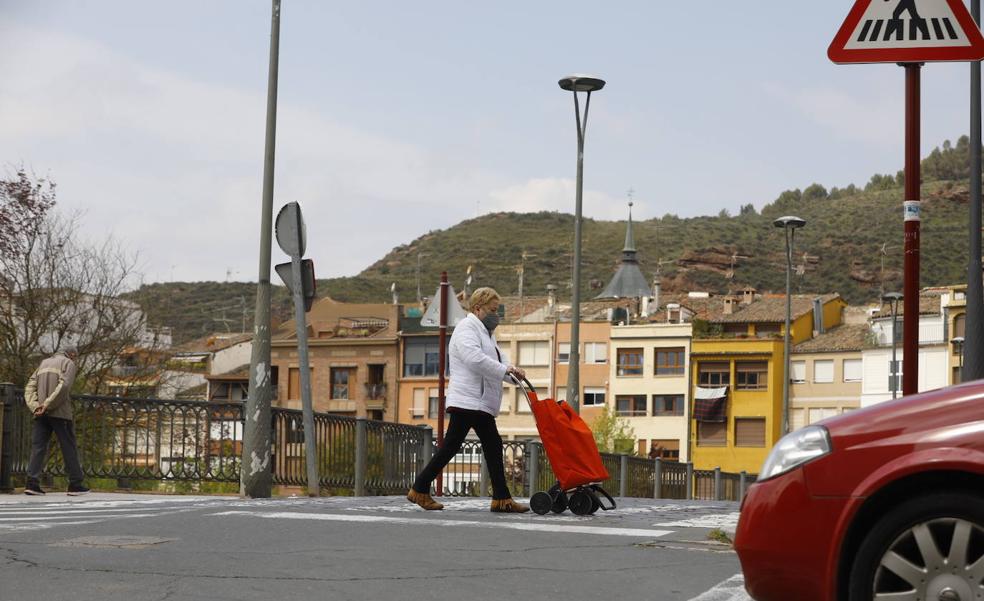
[412,409,512,500]
[27,416,85,486]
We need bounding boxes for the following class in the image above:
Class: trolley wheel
[588,491,601,514]
[569,490,594,516]
[530,491,553,515]
[551,491,568,514]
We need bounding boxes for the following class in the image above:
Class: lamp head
[773,215,806,230]
[881,292,903,303]
[558,74,606,92]
[952,336,966,346]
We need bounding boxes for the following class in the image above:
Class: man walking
[23,347,89,495]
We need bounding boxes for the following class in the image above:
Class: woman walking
[407,287,530,513]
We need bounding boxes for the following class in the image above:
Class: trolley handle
[509,374,539,411]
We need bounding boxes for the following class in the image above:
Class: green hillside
[126,137,980,344]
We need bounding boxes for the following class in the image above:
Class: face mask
[481,312,500,333]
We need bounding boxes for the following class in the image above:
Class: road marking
[0,507,169,516]
[210,510,674,538]
[688,574,750,601]
[0,512,160,521]
[654,512,741,529]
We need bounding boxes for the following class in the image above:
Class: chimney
[812,297,825,335]
[741,287,756,305]
[666,303,680,323]
[641,296,650,317]
[546,284,557,311]
[723,296,737,315]
[652,276,661,312]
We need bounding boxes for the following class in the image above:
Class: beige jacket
[24,353,77,420]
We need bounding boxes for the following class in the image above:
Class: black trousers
[27,416,85,486]
[412,409,512,500]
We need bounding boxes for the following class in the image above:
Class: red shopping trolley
[514,376,616,516]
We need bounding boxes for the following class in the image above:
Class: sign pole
[435,271,449,496]
[902,63,922,396]
[965,0,984,383]
[290,253,319,497]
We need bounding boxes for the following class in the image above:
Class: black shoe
[67,484,89,496]
[24,483,45,496]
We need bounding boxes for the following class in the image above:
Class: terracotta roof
[871,291,942,318]
[176,333,252,353]
[206,364,250,381]
[710,294,842,324]
[794,324,872,353]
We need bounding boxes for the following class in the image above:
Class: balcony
[364,382,387,411]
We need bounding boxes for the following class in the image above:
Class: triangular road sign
[829,0,984,64]
[420,285,468,327]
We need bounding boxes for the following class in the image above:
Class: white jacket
[446,312,513,417]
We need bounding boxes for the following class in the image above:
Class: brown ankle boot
[490,498,530,513]
[407,489,444,510]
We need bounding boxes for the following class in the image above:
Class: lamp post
[774,216,806,436]
[965,0,984,383]
[558,74,605,414]
[952,336,966,383]
[882,292,903,399]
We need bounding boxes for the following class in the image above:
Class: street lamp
[559,74,605,414]
[952,336,966,383]
[774,215,806,435]
[882,292,903,399]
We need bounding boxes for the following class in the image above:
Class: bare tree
[0,170,150,391]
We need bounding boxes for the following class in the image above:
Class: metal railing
[0,384,755,500]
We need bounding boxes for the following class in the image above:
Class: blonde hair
[469,287,500,312]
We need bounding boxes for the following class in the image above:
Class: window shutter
[791,361,806,383]
[814,360,834,383]
[843,359,862,382]
[735,418,766,447]
[697,421,727,446]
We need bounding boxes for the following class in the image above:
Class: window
[411,388,425,418]
[583,387,605,407]
[791,361,806,384]
[615,395,647,417]
[698,362,730,387]
[655,347,685,376]
[555,387,567,403]
[954,315,966,354]
[428,389,440,418]
[642,439,680,461]
[808,408,837,424]
[697,421,726,447]
[584,342,607,364]
[652,394,684,416]
[288,367,313,400]
[813,360,834,384]
[791,408,806,431]
[843,359,862,382]
[518,341,550,366]
[735,361,768,390]
[735,418,766,447]
[330,368,353,399]
[516,388,531,413]
[404,337,444,377]
[499,389,512,413]
[617,348,643,376]
[557,343,570,364]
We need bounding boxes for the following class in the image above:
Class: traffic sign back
[829,0,984,64]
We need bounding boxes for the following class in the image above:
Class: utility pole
[965,0,984,382]
[242,0,281,498]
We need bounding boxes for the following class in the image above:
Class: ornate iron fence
[0,385,755,500]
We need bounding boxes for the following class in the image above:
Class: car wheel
[848,491,984,601]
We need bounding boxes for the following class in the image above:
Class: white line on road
[0,508,171,516]
[688,574,750,601]
[0,512,161,521]
[210,510,674,538]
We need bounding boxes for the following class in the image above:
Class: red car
[735,380,984,601]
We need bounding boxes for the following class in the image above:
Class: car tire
[848,491,984,601]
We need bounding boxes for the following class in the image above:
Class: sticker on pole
[829,0,984,64]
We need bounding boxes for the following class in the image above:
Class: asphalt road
[0,493,747,601]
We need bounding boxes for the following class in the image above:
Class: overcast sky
[0,1,977,284]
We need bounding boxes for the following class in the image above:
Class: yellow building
[689,293,846,474]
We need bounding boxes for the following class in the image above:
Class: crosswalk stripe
[0,512,160,522]
[0,508,167,516]
[210,510,674,538]
[688,574,750,601]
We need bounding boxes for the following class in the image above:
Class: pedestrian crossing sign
[829,0,984,63]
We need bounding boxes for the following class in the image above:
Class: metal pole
[902,63,922,396]
[619,453,629,498]
[891,301,899,399]
[566,90,592,414]
[242,0,281,498]
[354,418,367,496]
[435,272,449,496]
[966,0,984,382]
[713,467,722,501]
[0,383,14,493]
[781,228,794,436]
[290,256,318,496]
[653,458,662,499]
[685,462,694,500]
[528,442,540,495]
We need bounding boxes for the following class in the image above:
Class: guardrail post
[479,448,490,497]
[619,454,629,498]
[685,462,694,500]
[528,442,540,495]
[713,467,722,501]
[652,458,662,499]
[419,425,433,470]
[0,384,15,493]
[354,418,367,497]
[739,470,748,501]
